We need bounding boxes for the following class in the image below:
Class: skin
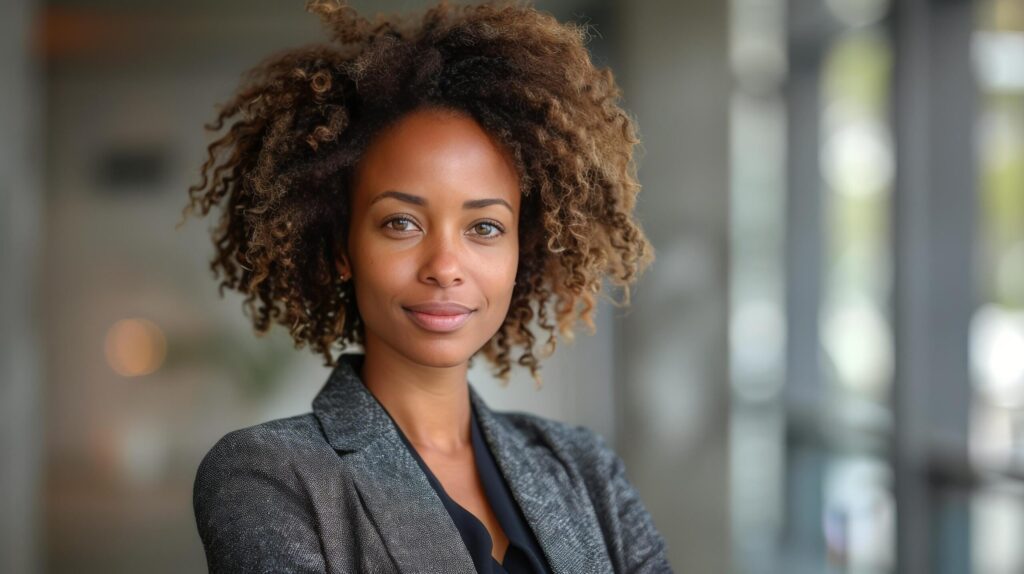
[336,107,522,562]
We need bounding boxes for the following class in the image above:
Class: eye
[381,216,421,235]
[469,220,505,239]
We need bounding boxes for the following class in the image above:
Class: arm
[193,428,328,574]
[575,429,674,574]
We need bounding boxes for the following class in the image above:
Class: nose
[418,231,464,288]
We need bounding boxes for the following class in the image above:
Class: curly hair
[180,0,652,383]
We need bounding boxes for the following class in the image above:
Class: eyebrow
[370,190,514,213]
[370,190,426,206]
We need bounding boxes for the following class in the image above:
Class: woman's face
[341,107,521,369]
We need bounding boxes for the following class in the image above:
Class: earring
[340,271,350,282]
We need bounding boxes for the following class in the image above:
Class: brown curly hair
[180,0,652,383]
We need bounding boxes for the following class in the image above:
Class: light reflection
[824,0,890,29]
[821,112,894,199]
[730,298,785,401]
[972,484,1024,574]
[728,0,788,570]
[970,401,1019,472]
[970,305,1024,408]
[819,25,894,403]
[822,455,895,571]
[973,31,1024,93]
[103,317,167,377]
[822,298,893,400]
[971,3,1024,573]
[730,7,786,94]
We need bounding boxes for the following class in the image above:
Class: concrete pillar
[616,0,731,570]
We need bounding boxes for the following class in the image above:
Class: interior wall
[1,0,43,571]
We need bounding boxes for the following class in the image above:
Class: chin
[404,342,478,369]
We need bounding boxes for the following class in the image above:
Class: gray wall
[1,0,43,571]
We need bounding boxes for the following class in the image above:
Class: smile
[402,304,476,333]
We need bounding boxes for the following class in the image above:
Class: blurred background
[1,0,1021,572]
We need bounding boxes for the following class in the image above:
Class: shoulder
[193,413,332,508]
[202,412,327,452]
[196,413,328,473]
[193,414,336,572]
[502,410,609,449]
[489,409,620,480]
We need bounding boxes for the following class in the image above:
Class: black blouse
[389,402,552,574]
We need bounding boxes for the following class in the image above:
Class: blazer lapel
[471,388,614,574]
[346,437,477,573]
[312,354,476,574]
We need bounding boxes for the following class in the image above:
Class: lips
[402,302,476,333]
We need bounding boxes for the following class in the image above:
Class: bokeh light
[103,318,167,377]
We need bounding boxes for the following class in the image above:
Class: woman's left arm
[574,429,674,574]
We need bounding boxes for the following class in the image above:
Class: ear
[334,231,352,280]
[335,253,351,280]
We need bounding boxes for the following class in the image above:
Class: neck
[360,342,472,454]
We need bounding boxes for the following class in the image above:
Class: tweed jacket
[193,354,672,573]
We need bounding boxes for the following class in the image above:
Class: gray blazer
[193,354,672,573]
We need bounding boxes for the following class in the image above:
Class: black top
[389,402,552,574]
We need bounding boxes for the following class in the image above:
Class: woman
[184,1,670,572]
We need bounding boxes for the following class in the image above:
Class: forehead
[353,108,521,208]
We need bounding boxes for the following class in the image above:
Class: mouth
[402,303,476,333]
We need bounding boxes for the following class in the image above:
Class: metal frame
[891,0,976,572]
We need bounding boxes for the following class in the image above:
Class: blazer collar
[312,353,502,454]
[471,386,614,573]
[310,353,612,574]
[311,353,392,453]
[312,354,477,572]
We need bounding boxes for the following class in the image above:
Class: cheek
[353,250,406,297]
[350,224,403,279]
[349,245,396,309]
[482,244,519,307]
